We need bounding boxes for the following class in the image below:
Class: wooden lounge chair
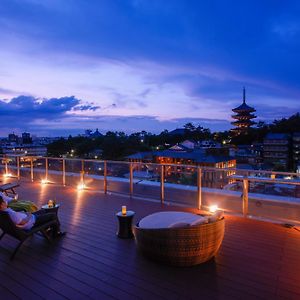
[0,182,20,196]
[0,211,56,260]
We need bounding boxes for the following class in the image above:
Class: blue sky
[0,0,299,136]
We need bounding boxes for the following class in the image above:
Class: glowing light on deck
[3,173,13,178]
[209,205,218,213]
[41,179,49,185]
[77,183,86,191]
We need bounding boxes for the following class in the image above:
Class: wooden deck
[0,181,300,300]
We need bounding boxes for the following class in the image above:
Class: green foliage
[231,113,300,145]
[46,113,299,159]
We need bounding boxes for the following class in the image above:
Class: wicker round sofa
[134,214,225,267]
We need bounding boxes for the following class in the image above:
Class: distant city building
[263,133,290,170]
[91,128,103,137]
[22,132,32,144]
[2,144,47,156]
[1,132,53,157]
[199,140,219,148]
[169,140,221,152]
[231,88,256,135]
[86,148,103,159]
[8,133,18,143]
[235,144,263,166]
[84,129,93,137]
[293,132,300,171]
[168,128,186,136]
[169,139,196,151]
[84,128,103,138]
[127,148,236,188]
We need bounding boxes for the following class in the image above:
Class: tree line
[47,113,300,160]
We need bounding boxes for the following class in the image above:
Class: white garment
[0,191,14,204]
[4,208,35,230]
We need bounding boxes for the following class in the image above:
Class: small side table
[41,204,60,216]
[116,211,135,239]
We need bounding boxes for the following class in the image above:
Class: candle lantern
[122,206,127,215]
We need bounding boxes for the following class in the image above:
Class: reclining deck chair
[0,211,56,260]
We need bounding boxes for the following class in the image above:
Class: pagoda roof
[232,113,256,119]
[232,102,256,112]
[231,120,256,126]
[232,87,256,112]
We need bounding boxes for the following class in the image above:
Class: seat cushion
[139,211,206,229]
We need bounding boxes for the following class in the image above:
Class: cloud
[0,95,99,120]
[72,104,100,111]
[0,87,19,96]
[0,0,300,137]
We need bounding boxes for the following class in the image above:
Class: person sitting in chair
[0,191,38,212]
[0,196,65,237]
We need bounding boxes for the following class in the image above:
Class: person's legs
[33,211,62,235]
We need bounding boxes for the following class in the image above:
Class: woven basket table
[134,216,225,267]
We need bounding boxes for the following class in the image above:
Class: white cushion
[168,221,190,228]
[139,211,204,229]
[209,210,224,223]
[190,217,209,226]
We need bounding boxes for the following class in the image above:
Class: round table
[116,211,135,239]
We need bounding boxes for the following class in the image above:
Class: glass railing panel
[131,162,161,201]
[247,178,300,223]
[164,165,198,207]
[19,156,32,181]
[106,161,130,194]
[82,160,105,191]
[201,168,243,214]
[32,157,47,183]
[0,156,18,181]
[64,159,83,188]
[47,158,63,184]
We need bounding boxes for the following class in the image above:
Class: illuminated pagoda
[231,87,256,135]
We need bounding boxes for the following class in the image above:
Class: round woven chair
[134,217,225,267]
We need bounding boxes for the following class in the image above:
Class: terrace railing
[1,155,300,224]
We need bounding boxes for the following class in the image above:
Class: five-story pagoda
[231,88,256,135]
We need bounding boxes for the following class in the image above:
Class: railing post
[242,176,249,217]
[45,157,48,181]
[197,167,202,210]
[81,160,85,184]
[129,162,133,198]
[30,157,34,182]
[17,156,20,179]
[62,158,66,186]
[5,157,8,175]
[160,165,165,204]
[104,161,107,194]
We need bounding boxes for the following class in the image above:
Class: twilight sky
[0,0,300,136]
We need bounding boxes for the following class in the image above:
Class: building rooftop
[0,182,300,299]
[155,150,233,163]
[232,102,256,112]
[168,128,186,136]
[265,133,290,140]
[128,150,233,164]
